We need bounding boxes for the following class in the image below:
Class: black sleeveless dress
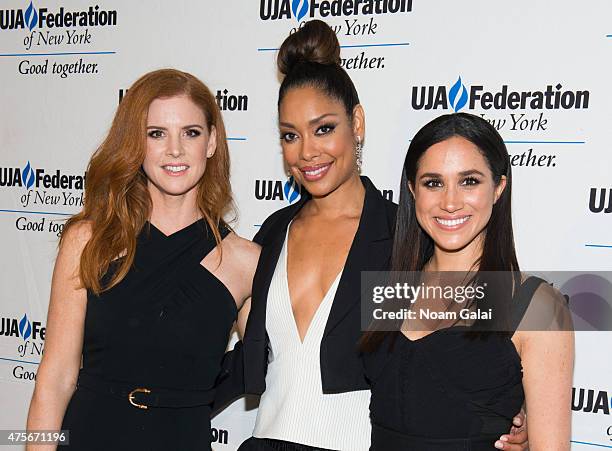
[61,219,236,450]
[363,278,544,451]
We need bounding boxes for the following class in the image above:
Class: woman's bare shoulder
[61,219,93,246]
[223,232,261,266]
[56,220,94,262]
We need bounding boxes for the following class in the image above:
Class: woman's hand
[495,409,528,450]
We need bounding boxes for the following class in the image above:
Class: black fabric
[511,276,546,334]
[363,278,544,450]
[212,339,245,413]
[371,424,500,451]
[75,370,216,408]
[364,329,524,450]
[238,437,334,451]
[61,219,235,450]
[242,176,397,395]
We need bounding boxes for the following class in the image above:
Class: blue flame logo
[449,77,468,112]
[24,1,38,31]
[283,176,301,204]
[291,0,309,22]
[19,314,32,341]
[22,161,35,189]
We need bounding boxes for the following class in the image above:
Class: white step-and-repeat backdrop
[1,0,611,449]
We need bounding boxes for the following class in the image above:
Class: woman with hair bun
[26,68,259,450]
[237,21,528,450]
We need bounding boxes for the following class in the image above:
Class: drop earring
[355,136,363,173]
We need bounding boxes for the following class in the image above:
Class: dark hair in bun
[277,20,360,118]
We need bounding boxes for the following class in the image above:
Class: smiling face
[279,85,364,197]
[410,136,506,258]
[142,94,216,202]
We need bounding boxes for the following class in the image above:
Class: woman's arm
[209,234,260,413]
[202,232,260,316]
[237,297,252,339]
[26,222,90,451]
[212,297,253,413]
[514,284,575,450]
[519,329,574,450]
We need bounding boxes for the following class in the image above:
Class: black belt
[76,371,216,409]
[371,424,500,451]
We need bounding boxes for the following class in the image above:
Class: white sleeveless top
[252,225,371,450]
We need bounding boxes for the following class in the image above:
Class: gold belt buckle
[128,387,151,409]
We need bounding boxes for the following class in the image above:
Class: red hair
[63,69,233,294]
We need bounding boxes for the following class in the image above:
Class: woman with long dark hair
[26,69,259,450]
[361,113,574,450]
[233,21,529,451]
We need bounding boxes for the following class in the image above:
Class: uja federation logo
[572,387,611,415]
[19,313,32,340]
[449,77,468,112]
[260,0,413,21]
[0,1,117,31]
[283,176,301,203]
[1,313,46,358]
[411,76,590,112]
[255,176,302,204]
[0,161,86,191]
[1,313,45,342]
[0,1,38,31]
[292,0,309,21]
[24,1,36,30]
[22,161,35,189]
[589,188,612,214]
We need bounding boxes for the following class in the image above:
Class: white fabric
[253,225,371,450]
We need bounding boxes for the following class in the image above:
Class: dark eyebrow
[146,124,204,130]
[279,113,339,129]
[419,169,485,179]
[459,169,485,177]
[419,172,441,179]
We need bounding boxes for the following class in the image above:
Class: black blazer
[243,176,397,395]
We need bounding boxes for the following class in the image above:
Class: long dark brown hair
[361,113,520,351]
[63,69,233,294]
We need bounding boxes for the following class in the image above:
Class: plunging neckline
[284,221,344,344]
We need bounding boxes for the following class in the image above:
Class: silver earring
[355,136,363,173]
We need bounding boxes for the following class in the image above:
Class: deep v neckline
[284,221,343,345]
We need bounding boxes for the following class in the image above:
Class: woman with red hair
[26,68,259,450]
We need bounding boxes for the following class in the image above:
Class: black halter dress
[61,219,236,450]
